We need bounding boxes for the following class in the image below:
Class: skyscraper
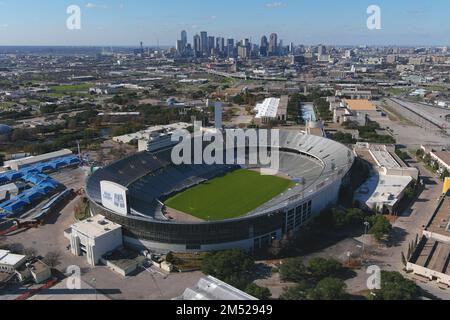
[176,40,184,54]
[200,31,208,55]
[237,45,249,59]
[208,36,215,56]
[193,34,201,57]
[181,30,187,48]
[216,37,225,55]
[289,42,294,54]
[227,38,235,58]
[269,33,278,56]
[318,45,326,56]
[260,35,268,56]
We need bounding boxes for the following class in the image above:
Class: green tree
[244,283,272,300]
[416,149,424,157]
[333,132,356,144]
[166,252,175,264]
[280,281,311,300]
[372,271,421,300]
[307,278,348,300]
[307,258,343,280]
[201,249,254,289]
[367,215,392,241]
[314,98,333,121]
[441,169,449,180]
[279,257,308,283]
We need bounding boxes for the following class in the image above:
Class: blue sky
[0,0,449,46]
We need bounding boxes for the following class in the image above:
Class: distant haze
[0,0,449,46]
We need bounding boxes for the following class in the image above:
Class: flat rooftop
[433,151,450,167]
[113,122,191,143]
[355,173,413,208]
[345,99,377,111]
[254,98,281,119]
[426,192,450,238]
[3,149,72,169]
[0,250,26,267]
[369,145,401,168]
[72,215,121,238]
[102,248,146,270]
[414,238,450,275]
[0,249,9,260]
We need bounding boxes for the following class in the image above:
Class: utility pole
[92,277,97,301]
[77,140,81,161]
[362,221,370,263]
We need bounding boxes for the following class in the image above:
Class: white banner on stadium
[100,181,129,216]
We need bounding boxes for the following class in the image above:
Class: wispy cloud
[86,3,108,9]
[265,2,287,9]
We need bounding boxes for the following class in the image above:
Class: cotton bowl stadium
[86,130,355,253]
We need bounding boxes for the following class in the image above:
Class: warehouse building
[3,149,73,171]
[430,150,450,172]
[253,96,288,124]
[176,276,258,300]
[407,180,450,287]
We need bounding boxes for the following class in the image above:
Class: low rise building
[113,123,191,150]
[16,259,52,284]
[336,88,373,100]
[430,150,450,172]
[66,215,123,266]
[354,143,419,214]
[343,99,382,120]
[3,149,73,171]
[100,248,146,277]
[0,183,19,202]
[0,249,27,274]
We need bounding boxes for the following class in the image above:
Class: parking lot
[1,166,203,300]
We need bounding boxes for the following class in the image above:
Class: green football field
[164,169,296,221]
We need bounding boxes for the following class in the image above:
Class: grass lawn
[50,83,92,92]
[164,169,296,221]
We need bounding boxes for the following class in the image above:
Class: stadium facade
[86,130,355,253]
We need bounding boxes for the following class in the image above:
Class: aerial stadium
[86,130,355,253]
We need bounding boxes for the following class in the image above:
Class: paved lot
[391,98,450,132]
[377,100,450,148]
[1,167,204,300]
[2,193,203,300]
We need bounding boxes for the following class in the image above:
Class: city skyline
[0,0,450,46]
